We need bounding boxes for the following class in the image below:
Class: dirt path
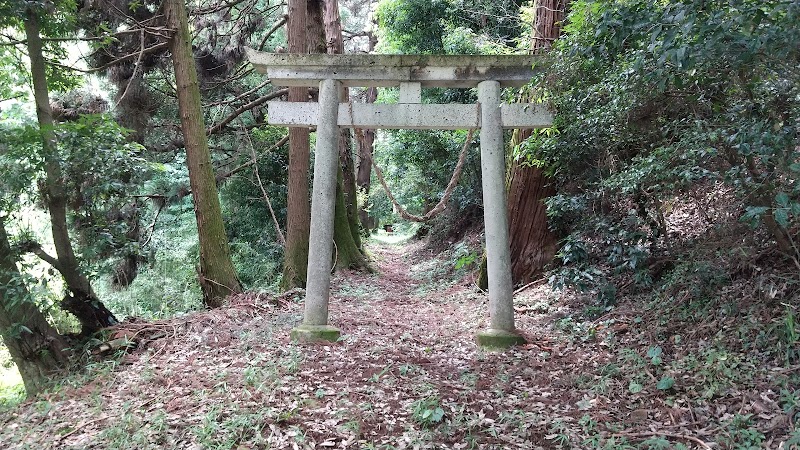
[0,239,792,449]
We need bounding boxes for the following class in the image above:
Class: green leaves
[410,396,445,427]
[656,376,675,391]
[647,346,663,366]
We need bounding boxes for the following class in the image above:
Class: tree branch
[17,241,63,274]
[215,134,288,183]
[258,15,288,51]
[47,42,170,74]
[207,88,288,136]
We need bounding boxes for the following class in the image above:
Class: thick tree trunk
[281,0,313,289]
[531,0,568,52]
[23,11,118,334]
[111,77,150,288]
[0,218,70,396]
[281,126,312,289]
[333,169,370,270]
[282,0,368,286]
[324,0,364,253]
[354,36,377,231]
[507,144,559,283]
[503,0,567,284]
[164,0,242,307]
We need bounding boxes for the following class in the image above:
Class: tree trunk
[281,0,313,290]
[502,0,567,285]
[356,87,377,231]
[354,34,378,233]
[507,143,559,283]
[281,126,312,290]
[531,0,568,53]
[0,218,70,396]
[333,169,370,270]
[164,0,242,307]
[282,0,368,287]
[323,0,364,252]
[23,11,118,334]
[111,76,150,289]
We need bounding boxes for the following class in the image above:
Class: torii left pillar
[289,78,342,343]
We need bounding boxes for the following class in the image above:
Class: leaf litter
[0,239,797,449]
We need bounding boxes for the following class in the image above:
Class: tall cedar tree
[505,0,567,284]
[324,0,369,269]
[281,0,314,289]
[164,0,242,307]
[0,217,70,395]
[23,10,118,334]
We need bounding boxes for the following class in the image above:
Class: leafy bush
[529,0,800,297]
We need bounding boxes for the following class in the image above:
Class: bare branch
[17,240,63,274]
[215,134,288,183]
[47,42,170,74]
[114,29,148,107]
[242,120,285,246]
[257,15,288,51]
[204,78,272,108]
[207,88,288,136]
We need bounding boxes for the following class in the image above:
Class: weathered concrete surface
[399,82,422,103]
[290,325,341,343]
[267,102,553,129]
[246,49,548,88]
[477,80,518,336]
[298,78,340,329]
[476,328,527,349]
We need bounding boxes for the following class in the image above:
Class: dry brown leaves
[0,240,796,449]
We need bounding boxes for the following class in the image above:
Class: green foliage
[2,110,149,275]
[370,128,480,227]
[376,0,451,53]
[97,202,201,319]
[56,115,149,260]
[0,0,82,92]
[528,0,800,298]
[220,127,288,289]
[719,414,765,450]
[771,304,800,364]
[410,396,445,427]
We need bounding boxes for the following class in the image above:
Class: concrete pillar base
[290,325,341,343]
[476,329,526,350]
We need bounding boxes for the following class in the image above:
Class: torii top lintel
[245,49,545,88]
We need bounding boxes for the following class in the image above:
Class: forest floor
[0,234,798,449]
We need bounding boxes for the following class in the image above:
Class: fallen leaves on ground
[0,240,797,449]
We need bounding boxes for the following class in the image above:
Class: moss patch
[476,329,526,350]
[290,325,341,343]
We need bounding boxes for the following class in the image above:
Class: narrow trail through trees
[0,239,789,449]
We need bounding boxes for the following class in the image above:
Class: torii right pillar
[476,80,526,350]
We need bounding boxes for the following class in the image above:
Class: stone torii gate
[246,50,552,349]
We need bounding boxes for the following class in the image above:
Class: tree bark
[0,218,70,396]
[164,0,242,307]
[281,0,314,290]
[333,169,370,270]
[282,0,369,287]
[531,0,568,53]
[323,0,365,253]
[482,0,567,286]
[356,88,377,231]
[506,143,559,283]
[355,34,378,232]
[23,11,118,334]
